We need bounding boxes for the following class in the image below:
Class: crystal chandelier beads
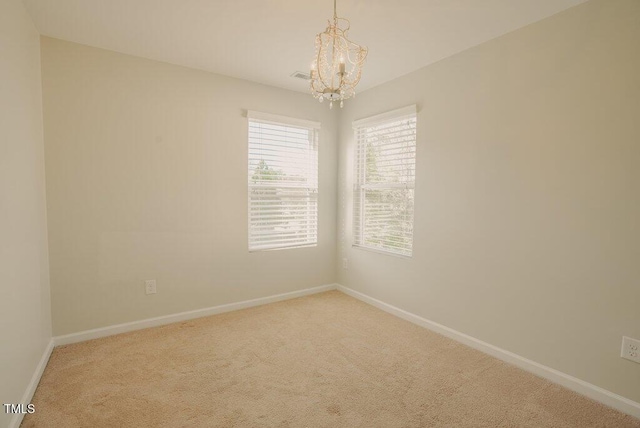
[310,0,367,109]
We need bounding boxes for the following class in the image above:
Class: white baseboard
[53,283,338,347]
[9,338,55,428]
[337,284,640,419]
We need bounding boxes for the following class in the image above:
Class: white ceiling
[23,0,587,94]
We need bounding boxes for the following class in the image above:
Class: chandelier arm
[344,45,365,78]
[331,14,338,91]
[336,17,351,33]
[316,35,331,90]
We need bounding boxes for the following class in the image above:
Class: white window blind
[353,106,417,257]
[248,112,319,251]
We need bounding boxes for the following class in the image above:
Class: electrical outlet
[342,258,348,269]
[621,336,640,364]
[145,280,157,295]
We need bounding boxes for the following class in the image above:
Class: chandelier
[310,0,368,109]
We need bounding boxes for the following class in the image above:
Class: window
[248,111,319,251]
[353,105,417,257]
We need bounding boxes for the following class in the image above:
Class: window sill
[249,243,317,253]
[351,244,412,259]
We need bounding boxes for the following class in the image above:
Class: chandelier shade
[310,0,368,109]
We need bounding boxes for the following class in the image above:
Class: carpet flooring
[23,291,640,427]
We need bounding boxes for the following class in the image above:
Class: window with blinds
[248,111,319,251]
[353,106,417,257]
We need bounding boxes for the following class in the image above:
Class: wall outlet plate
[342,258,348,269]
[145,280,157,295]
[621,336,640,364]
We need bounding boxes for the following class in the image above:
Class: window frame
[247,111,320,252]
[352,105,417,258]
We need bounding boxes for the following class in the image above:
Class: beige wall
[338,0,640,403]
[0,0,52,426]
[41,38,338,336]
